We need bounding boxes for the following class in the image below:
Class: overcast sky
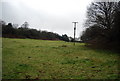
[1,0,94,38]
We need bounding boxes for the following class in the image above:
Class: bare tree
[13,24,19,28]
[81,1,120,50]
[0,20,6,25]
[21,22,29,28]
[85,2,117,30]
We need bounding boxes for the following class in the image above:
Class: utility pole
[72,22,78,45]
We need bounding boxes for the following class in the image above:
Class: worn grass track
[2,38,120,79]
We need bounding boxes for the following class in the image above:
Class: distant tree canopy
[1,21,71,42]
[81,1,120,50]
[61,34,69,42]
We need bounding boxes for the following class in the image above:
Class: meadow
[2,38,119,79]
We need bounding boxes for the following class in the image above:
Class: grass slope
[2,38,120,79]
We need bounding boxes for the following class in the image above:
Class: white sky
[1,0,93,38]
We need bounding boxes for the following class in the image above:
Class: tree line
[1,21,72,42]
[81,1,120,50]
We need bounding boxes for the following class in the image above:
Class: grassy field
[2,38,120,79]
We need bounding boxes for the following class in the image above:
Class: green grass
[2,38,120,79]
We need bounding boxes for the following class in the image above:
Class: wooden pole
[72,22,78,45]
